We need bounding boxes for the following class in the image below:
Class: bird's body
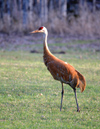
[43,48,85,92]
[31,26,86,112]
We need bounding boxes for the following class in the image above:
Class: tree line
[0,0,99,24]
[0,0,100,35]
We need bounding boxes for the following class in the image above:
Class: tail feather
[76,70,86,92]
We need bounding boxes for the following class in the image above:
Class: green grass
[0,49,100,129]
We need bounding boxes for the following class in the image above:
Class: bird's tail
[76,70,86,92]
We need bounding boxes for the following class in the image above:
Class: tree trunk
[93,0,96,12]
[6,0,10,15]
[40,0,48,23]
[22,0,29,24]
[0,0,3,19]
[49,0,54,12]
[60,0,67,17]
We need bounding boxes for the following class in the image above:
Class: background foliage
[0,0,100,37]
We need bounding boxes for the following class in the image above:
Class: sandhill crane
[31,26,86,112]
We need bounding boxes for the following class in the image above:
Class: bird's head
[31,26,48,36]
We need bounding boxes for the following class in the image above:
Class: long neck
[43,33,58,66]
[43,33,51,56]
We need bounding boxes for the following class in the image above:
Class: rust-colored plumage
[31,26,86,112]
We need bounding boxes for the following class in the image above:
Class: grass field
[0,39,100,128]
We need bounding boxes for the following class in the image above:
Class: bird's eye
[39,27,43,30]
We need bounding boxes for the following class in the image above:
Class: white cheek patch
[65,62,67,64]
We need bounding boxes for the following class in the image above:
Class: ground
[0,33,100,52]
[0,33,100,128]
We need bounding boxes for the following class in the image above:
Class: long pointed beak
[30,30,42,34]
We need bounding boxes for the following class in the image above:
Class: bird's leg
[74,88,80,112]
[60,83,64,111]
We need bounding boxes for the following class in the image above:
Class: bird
[31,26,86,112]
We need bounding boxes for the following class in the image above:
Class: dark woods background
[0,0,100,37]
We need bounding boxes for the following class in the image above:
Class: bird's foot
[77,109,80,112]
